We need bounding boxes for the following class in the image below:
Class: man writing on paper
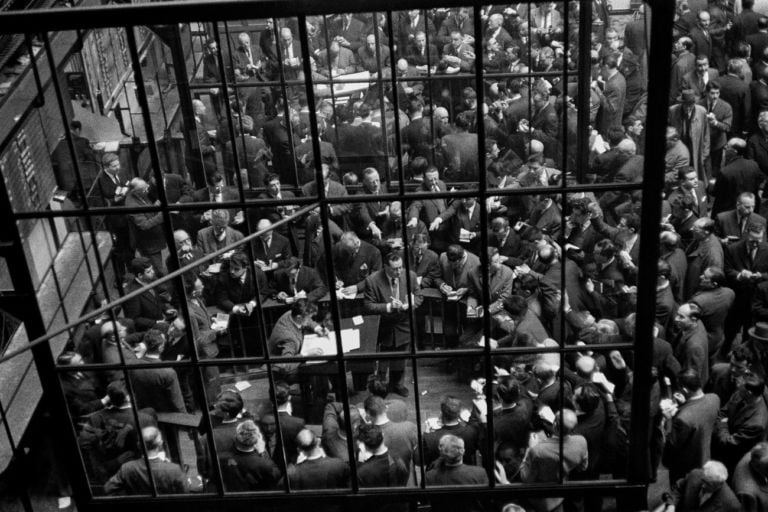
[364,251,423,397]
[268,299,329,384]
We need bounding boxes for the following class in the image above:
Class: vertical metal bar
[385,8,427,488]
[0,394,35,512]
[627,0,675,500]
[558,0,571,485]
[576,0,593,184]
[297,14,359,492]
[24,33,44,107]
[472,5,494,487]
[167,24,207,189]
[272,17,300,188]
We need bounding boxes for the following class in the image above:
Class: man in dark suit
[662,369,720,486]
[409,233,440,289]
[122,257,173,331]
[401,101,435,167]
[700,80,732,178]
[331,13,366,53]
[215,251,273,356]
[274,384,307,467]
[364,251,423,396]
[222,117,269,188]
[684,217,724,301]
[691,266,736,359]
[129,330,187,414]
[436,7,474,47]
[287,429,349,496]
[301,164,352,228]
[315,40,357,78]
[353,168,390,244]
[715,193,767,244]
[317,231,382,295]
[670,36,697,104]
[440,112,478,182]
[277,27,303,81]
[254,173,298,228]
[489,216,526,267]
[719,60,751,137]
[397,9,435,51]
[273,257,327,303]
[689,10,713,62]
[747,17,768,71]
[404,31,439,70]
[435,245,480,348]
[668,166,709,219]
[263,108,300,186]
[431,195,481,254]
[725,223,768,345]
[711,139,763,216]
[407,166,452,252]
[252,218,292,271]
[125,178,169,276]
[751,68,768,133]
[96,153,132,279]
[357,33,391,73]
[356,423,409,493]
[675,460,740,511]
[595,53,626,134]
[747,112,768,201]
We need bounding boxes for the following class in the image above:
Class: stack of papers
[459,228,473,243]
[211,313,229,330]
[301,329,361,363]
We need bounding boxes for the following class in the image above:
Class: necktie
[391,277,399,301]
[740,215,747,234]
[290,277,297,294]
[751,247,758,266]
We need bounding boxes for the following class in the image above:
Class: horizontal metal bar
[56,342,637,371]
[0,0,521,33]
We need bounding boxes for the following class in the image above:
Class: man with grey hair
[196,209,244,258]
[675,460,740,510]
[520,409,588,511]
[104,426,189,495]
[425,434,488,511]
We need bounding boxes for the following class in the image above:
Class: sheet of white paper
[352,315,364,326]
[103,140,120,152]
[301,329,361,361]
[234,381,251,391]
[340,329,360,351]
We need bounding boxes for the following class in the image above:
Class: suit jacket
[252,232,292,267]
[435,251,481,290]
[676,468,741,512]
[668,104,710,181]
[215,267,272,312]
[404,42,439,67]
[699,97,732,151]
[197,226,244,258]
[597,71,626,134]
[440,202,481,252]
[331,16,366,53]
[747,134,768,196]
[436,13,474,46]
[663,393,720,482]
[668,183,709,219]
[186,297,218,358]
[401,117,435,164]
[357,45,391,73]
[440,131,478,181]
[751,80,768,132]
[122,279,171,331]
[278,411,306,465]
[273,265,327,302]
[301,179,351,221]
[409,248,441,289]
[711,157,763,216]
[680,69,720,100]
[748,32,768,70]
[408,180,451,224]
[718,74,751,136]
[317,239,382,292]
[685,234,724,301]
[363,269,423,348]
[715,210,767,242]
[691,286,736,357]
[316,47,357,76]
[354,184,391,238]
[725,240,768,294]
[130,359,187,413]
[124,191,167,255]
[670,51,696,103]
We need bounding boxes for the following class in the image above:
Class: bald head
[558,409,578,435]
[617,139,636,155]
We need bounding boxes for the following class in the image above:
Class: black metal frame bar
[0,1,670,510]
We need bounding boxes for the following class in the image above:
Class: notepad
[301,329,361,361]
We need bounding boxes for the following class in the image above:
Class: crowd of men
[52,1,768,511]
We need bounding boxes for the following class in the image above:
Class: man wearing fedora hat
[669,88,711,183]
[740,322,768,380]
